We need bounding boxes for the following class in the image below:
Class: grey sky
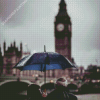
[0,0,100,69]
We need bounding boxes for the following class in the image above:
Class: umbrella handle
[44,64,46,84]
[44,70,46,84]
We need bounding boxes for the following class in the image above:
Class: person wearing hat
[46,77,78,100]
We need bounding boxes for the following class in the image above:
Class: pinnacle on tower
[56,0,69,18]
[14,41,16,47]
[11,43,12,47]
[20,42,22,52]
[3,41,6,52]
[59,0,66,11]
[0,44,1,52]
[59,0,66,5]
[0,44,2,56]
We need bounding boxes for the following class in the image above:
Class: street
[76,94,100,100]
[1,76,100,100]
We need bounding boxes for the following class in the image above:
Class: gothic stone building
[0,46,3,75]
[3,41,22,75]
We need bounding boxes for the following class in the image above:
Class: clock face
[56,23,64,32]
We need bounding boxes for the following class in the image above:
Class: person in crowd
[27,84,42,100]
[46,77,78,100]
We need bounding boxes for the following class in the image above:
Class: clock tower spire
[54,0,72,61]
[59,0,67,13]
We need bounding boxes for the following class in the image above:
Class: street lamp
[97,69,99,72]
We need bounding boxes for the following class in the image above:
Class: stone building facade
[0,46,3,75]
[3,41,22,75]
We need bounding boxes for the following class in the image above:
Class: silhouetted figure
[27,84,42,100]
[46,77,77,100]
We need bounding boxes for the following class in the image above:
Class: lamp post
[97,69,99,72]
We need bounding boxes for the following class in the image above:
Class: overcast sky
[0,0,100,69]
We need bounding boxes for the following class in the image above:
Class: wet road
[76,94,100,100]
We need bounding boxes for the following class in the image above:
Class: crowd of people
[27,77,78,100]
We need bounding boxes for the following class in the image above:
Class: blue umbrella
[14,52,75,71]
[13,52,76,83]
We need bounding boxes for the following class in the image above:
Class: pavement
[76,93,100,100]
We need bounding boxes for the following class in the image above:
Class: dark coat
[46,85,77,100]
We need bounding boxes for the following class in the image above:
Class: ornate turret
[11,43,12,47]
[55,0,71,24]
[59,0,66,11]
[0,44,3,75]
[14,41,16,48]
[20,42,22,53]
[3,41,6,54]
[0,44,2,56]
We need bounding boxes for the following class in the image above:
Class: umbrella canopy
[13,52,76,83]
[14,52,75,71]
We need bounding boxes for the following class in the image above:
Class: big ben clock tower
[54,0,72,61]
